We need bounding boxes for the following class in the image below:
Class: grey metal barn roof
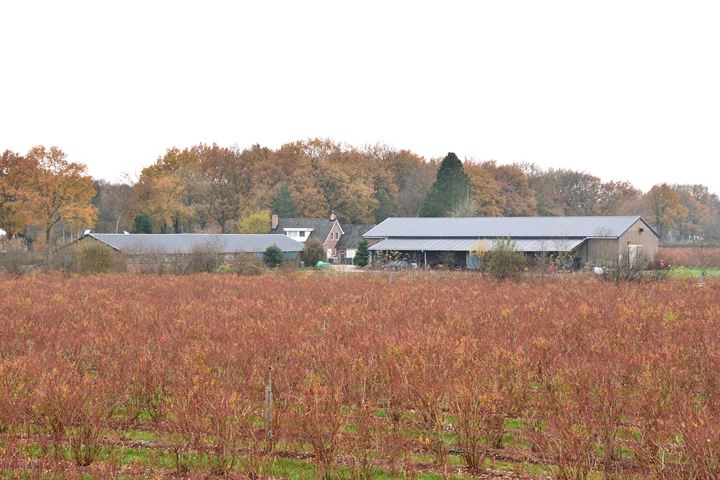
[364,216,653,239]
[369,238,585,252]
[85,233,304,254]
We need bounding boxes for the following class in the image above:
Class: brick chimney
[271,214,279,230]
[329,210,336,221]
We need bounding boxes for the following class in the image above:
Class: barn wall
[586,238,619,266]
[123,251,298,272]
[618,219,658,264]
[365,238,383,247]
[584,220,659,267]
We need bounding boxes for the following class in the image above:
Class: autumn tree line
[2,139,719,248]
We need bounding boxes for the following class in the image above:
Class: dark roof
[270,218,337,243]
[364,216,657,239]
[82,233,304,254]
[336,224,375,249]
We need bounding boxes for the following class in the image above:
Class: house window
[639,228,644,234]
[300,231,306,237]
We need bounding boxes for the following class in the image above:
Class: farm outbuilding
[71,233,305,270]
[363,216,659,269]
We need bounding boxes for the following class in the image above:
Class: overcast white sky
[1,1,719,193]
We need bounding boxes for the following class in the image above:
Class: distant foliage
[645,184,688,240]
[234,210,271,234]
[76,241,115,273]
[184,244,223,274]
[353,239,370,267]
[0,146,96,247]
[484,237,526,280]
[0,241,39,275]
[29,146,97,246]
[272,182,297,217]
[303,238,326,267]
[131,140,433,231]
[421,152,470,217]
[0,151,40,237]
[131,212,153,233]
[374,249,405,266]
[5,140,720,246]
[658,246,720,269]
[222,252,266,275]
[263,245,284,268]
[482,161,537,216]
[92,180,134,233]
[525,165,640,217]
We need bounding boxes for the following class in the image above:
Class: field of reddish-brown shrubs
[0,273,719,479]
[657,246,720,268]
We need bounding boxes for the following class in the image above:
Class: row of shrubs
[657,246,720,269]
[1,275,718,478]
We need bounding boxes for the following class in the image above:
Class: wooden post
[265,367,273,449]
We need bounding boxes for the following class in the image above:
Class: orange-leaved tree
[25,146,96,246]
[0,150,40,239]
[644,183,688,240]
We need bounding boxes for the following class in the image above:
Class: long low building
[72,233,304,267]
[363,216,659,268]
[78,233,304,254]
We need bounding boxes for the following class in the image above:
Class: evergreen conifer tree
[421,152,470,217]
[132,212,153,233]
[272,183,297,217]
[353,238,370,267]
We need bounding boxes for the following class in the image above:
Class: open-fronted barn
[363,216,659,269]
